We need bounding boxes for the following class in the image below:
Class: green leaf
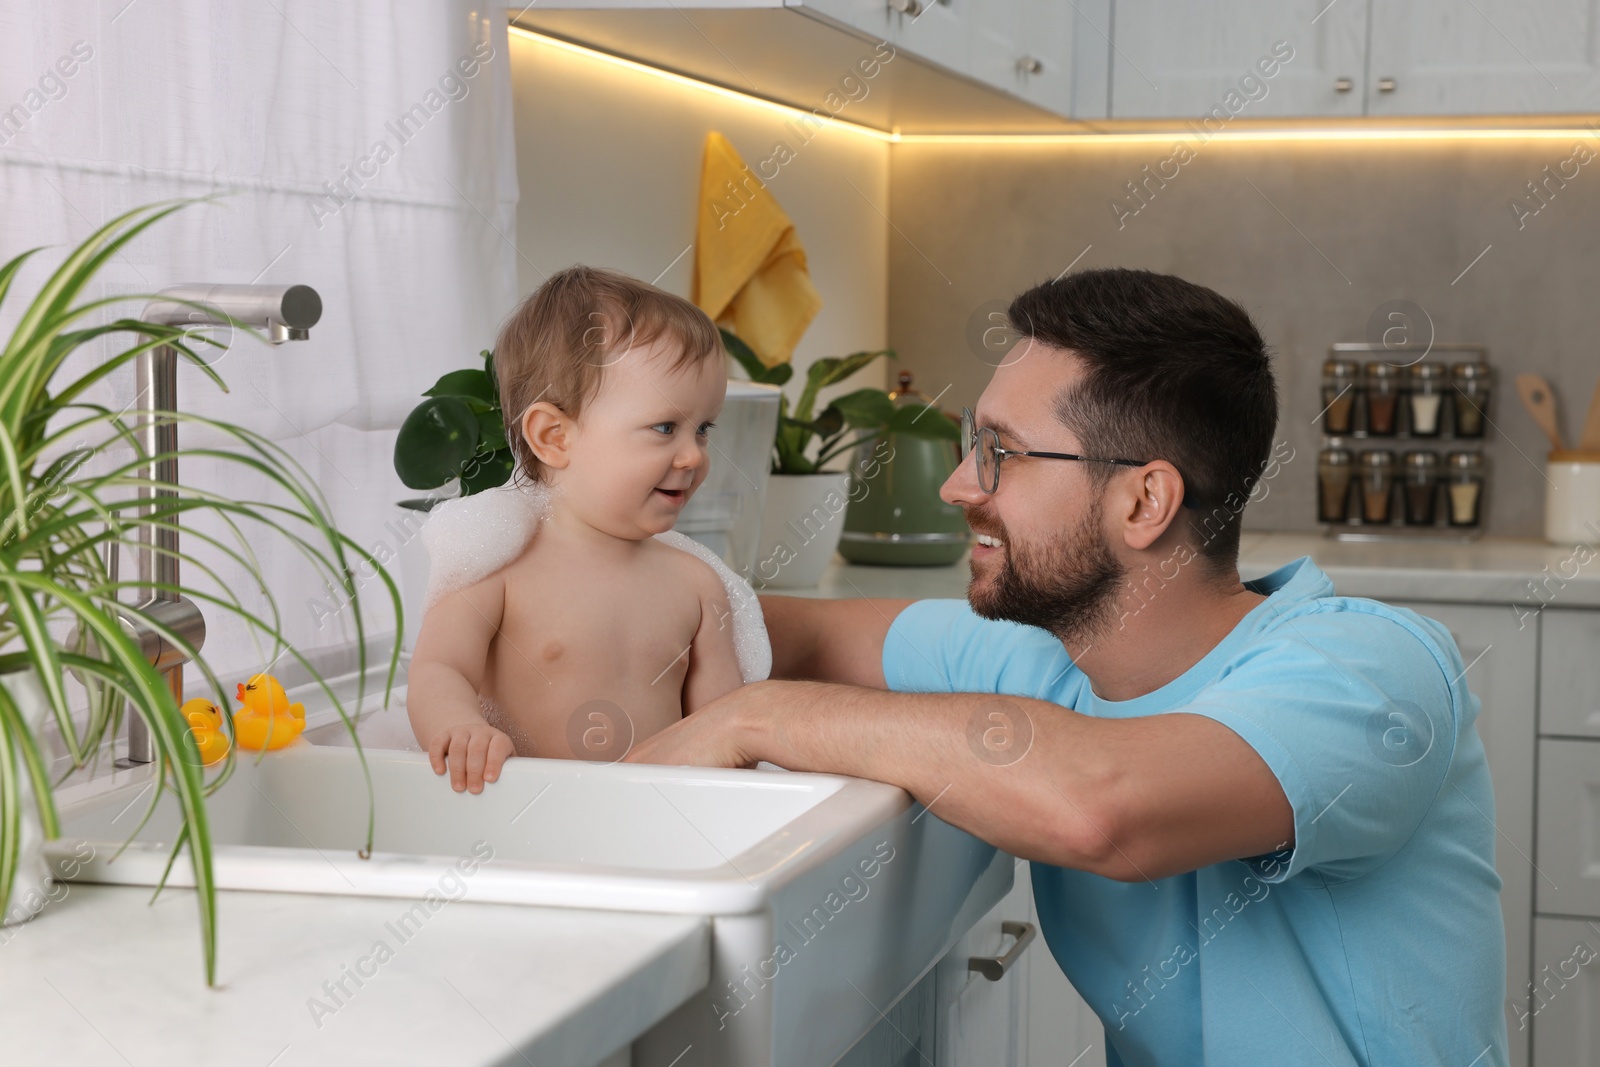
[720,328,765,380]
[474,408,506,449]
[482,349,498,394]
[423,368,495,405]
[393,396,480,489]
[830,388,896,428]
[809,406,846,439]
[460,449,514,495]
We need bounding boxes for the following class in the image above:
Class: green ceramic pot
[839,373,971,566]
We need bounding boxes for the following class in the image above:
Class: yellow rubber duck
[231,672,306,751]
[181,697,231,766]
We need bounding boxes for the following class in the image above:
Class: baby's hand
[428,723,516,794]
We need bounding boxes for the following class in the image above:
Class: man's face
[940,340,1126,651]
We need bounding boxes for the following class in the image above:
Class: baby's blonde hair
[495,265,722,485]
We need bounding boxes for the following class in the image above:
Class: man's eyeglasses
[959,407,1196,508]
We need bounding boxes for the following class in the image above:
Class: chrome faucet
[112,284,322,766]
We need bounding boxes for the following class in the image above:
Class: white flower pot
[753,472,852,589]
[1,670,55,927]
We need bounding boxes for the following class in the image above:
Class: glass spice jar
[1407,363,1446,437]
[1446,451,1486,527]
[1321,359,1360,436]
[1363,361,1402,436]
[1359,449,1396,524]
[1451,362,1492,439]
[1317,448,1354,523]
[1401,450,1440,525]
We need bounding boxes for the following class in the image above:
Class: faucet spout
[140,284,322,342]
[115,283,322,765]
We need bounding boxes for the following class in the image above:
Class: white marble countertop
[0,882,709,1067]
[784,532,1599,608]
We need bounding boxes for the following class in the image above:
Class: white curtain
[0,2,519,684]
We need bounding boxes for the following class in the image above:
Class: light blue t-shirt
[881,557,1507,1066]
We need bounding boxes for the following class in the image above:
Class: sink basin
[48,670,1010,1067]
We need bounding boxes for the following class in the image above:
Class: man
[626,268,1508,1066]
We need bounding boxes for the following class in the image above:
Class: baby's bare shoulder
[649,539,730,604]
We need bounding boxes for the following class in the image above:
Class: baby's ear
[521,401,571,470]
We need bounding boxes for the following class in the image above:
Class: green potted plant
[0,201,399,985]
[721,329,958,588]
[392,351,512,510]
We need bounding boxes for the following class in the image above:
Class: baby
[408,266,756,791]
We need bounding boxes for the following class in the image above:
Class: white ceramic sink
[48,672,1010,1067]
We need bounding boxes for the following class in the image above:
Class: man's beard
[967,496,1126,652]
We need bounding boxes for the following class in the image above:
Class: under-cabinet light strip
[510,25,1600,146]
[509,24,896,142]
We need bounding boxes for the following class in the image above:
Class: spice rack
[1316,343,1490,543]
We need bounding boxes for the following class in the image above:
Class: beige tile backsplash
[885,136,1600,537]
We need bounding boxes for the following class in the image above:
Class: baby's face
[557,337,727,539]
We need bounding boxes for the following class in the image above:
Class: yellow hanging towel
[692,131,822,369]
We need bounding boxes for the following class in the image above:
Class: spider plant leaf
[0,689,19,927]
[0,579,74,765]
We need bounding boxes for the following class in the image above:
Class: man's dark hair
[1006,267,1278,571]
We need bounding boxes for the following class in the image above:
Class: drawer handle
[887,0,923,14]
[1334,77,1353,92]
[1377,77,1398,92]
[1016,56,1043,75]
[968,920,1037,981]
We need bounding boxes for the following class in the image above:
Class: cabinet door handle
[887,0,923,14]
[1016,56,1043,75]
[968,920,1037,981]
[1334,77,1353,92]
[1377,77,1398,92]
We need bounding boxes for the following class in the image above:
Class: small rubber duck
[231,672,306,751]
[181,697,231,766]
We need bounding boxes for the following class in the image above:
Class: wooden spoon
[1515,373,1565,452]
[1579,376,1600,452]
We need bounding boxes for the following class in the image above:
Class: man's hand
[622,680,774,768]
[428,722,516,793]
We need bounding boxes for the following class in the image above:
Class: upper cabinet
[514,0,1108,130]
[1109,0,1368,118]
[514,0,1600,125]
[1111,0,1600,119]
[792,0,1110,119]
[1366,0,1600,115]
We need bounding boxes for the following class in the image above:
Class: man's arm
[629,679,1293,882]
[759,595,917,687]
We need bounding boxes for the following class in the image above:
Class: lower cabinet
[1528,917,1600,1065]
[836,856,1107,1067]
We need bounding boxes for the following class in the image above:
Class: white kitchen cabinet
[796,0,972,78]
[1108,0,1369,118]
[798,0,1105,118]
[1366,0,1600,115]
[1529,917,1600,1066]
[1538,608,1600,738]
[969,0,1080,118]
[1535,739,1600,918]
[1393,600,1536,1067]
[1019,863,1107,1067]
[935,856,1035,1066]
